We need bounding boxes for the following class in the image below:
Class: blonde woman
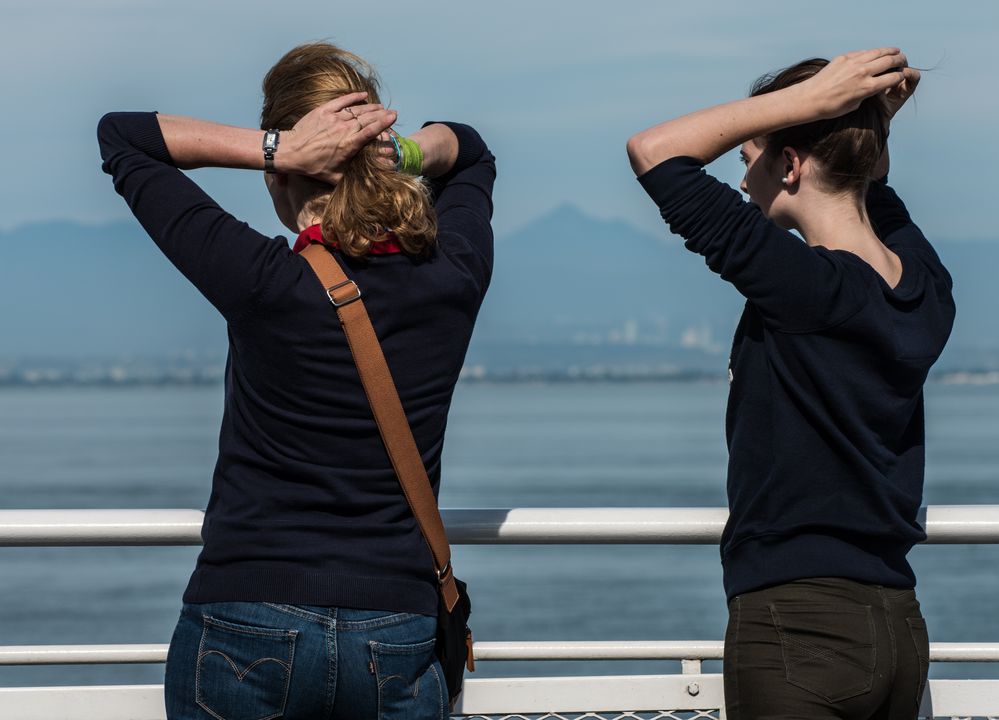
[98,42,495,719]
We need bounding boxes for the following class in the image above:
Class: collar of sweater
[292,224,404,255]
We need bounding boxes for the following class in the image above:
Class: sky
[2,0,997,241]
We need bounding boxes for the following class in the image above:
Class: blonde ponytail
[261,42,437,257]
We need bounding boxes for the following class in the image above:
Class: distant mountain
[2,211,997,371]
[476,203,743,348]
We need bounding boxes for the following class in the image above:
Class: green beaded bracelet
[397,136,424,176]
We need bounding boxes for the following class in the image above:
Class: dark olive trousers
[723,577,929,720]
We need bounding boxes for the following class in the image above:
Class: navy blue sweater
[639,157,955,599]
[98,112,495,615]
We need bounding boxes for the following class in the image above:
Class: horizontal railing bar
[0,510,205,546]
[2,506,999,547]
[0,645,167,665]
[450,507,729,544]
[473,640,725,660]
[4,641,999,666]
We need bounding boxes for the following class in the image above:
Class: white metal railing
[3,505,999,546]
[5,640,999,666]
[2,506,999,719]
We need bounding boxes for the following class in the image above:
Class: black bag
[437,576,473,708]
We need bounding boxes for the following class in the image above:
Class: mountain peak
[503,203,656,247]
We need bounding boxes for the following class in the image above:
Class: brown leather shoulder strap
[300,243,459,611]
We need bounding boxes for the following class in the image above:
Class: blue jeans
[165,602,447,720]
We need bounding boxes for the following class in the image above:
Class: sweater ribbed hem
[422,121,484,175]
[183,566,438,616]
[722,532,916,600]
[126,112,174,164]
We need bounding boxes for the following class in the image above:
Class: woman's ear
[781,146,803,187]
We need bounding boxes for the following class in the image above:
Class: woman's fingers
[868,51,908,77]
[374,133,397,157]
[353,109,398,141]
[336,109,398,157]
[336,102,385,120]
[882,66,921,118]
[851,47,901,63]
[870,71,908,95]
[372,134,398,169]
[321,92,369,114]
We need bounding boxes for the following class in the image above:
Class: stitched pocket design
[907,616,930,709]
[195,615,297,720]
[370,637,443,720]
[770,602,876,703]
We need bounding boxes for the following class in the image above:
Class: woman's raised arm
[155,92,397,183]
[626,48,911,175]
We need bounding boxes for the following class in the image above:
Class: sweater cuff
[421,121,485,175]
[637,155,704,209]
[98,111,174,166]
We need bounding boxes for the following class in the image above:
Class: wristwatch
[262,129,280,173]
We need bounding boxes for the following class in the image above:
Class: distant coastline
[2,360,997,387]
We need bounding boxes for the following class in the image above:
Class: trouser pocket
[370,637,445,720]
[769,601,876,703]
[195,615,297,720]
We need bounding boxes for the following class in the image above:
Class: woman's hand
[883,65,920,120]
[801,48,911,120]
[871,59,919,179]
[280,92,398,184]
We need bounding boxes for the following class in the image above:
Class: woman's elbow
[626,132,663,177]
[96,112,126,141]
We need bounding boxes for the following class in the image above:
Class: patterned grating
[454,714,999,720]
[455,713,722,720]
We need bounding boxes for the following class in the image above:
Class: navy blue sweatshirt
[98,112,495,615]
[639,157,955,599]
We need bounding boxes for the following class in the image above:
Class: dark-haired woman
[99,42,494,719]
[627,49,953,719]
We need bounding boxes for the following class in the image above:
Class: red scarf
[292,224,404,255]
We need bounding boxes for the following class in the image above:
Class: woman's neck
[294,205,321,233]
[795,194,903,288]
[795,194,875,251]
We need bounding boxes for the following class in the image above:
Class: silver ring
[345,107,358,120]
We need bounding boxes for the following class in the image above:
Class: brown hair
[261,42,436,257]
[751,58,889,199]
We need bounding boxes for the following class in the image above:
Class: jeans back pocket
[196,615,297,720]
[770,601,876,703]
[370,637,444,720]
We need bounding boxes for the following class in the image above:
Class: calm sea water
[1,382,998,687]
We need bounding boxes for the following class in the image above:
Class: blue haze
[2,211,998,372]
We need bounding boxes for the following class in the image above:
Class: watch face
[263,131,279,151]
